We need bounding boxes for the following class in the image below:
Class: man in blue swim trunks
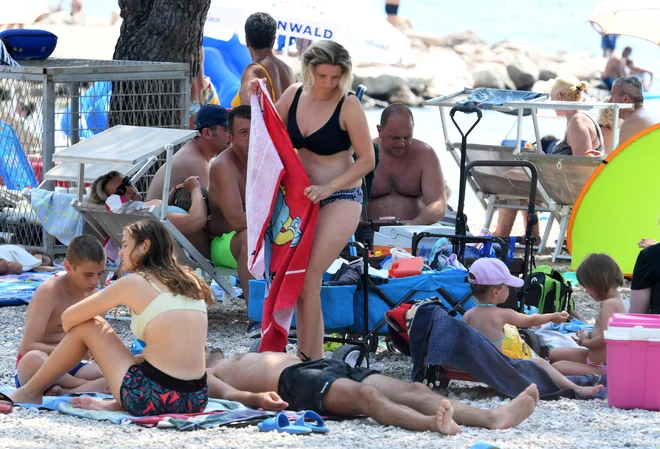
[601,33,618,59]
[602,46,631,90]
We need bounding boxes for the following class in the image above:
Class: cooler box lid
[605,313,660,341]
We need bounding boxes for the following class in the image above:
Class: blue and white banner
[204,0,411,65]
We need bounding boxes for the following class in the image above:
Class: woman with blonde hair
[9,219,215,416]
[550,76,604,157]
[250,39,375,360]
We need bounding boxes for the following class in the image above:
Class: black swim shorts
[277,359,379,412]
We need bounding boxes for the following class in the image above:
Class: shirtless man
[369,103,447,225]
[202,351,539,435]
[146,105,229,200]
[15,235,107,394]
[208,106,253,301]
[232,12,296,107]
[610,76,657,146]
[602,46,632,90]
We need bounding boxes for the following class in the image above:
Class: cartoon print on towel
[263,184,303,285]
[270,185,302,247]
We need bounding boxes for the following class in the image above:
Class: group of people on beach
[2,7,659,438]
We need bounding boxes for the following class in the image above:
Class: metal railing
[0,59,190,254]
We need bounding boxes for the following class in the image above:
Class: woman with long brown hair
[9,219,215,416]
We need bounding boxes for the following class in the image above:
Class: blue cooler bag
[248,276,356,330]
[0,29,58,60]
[350,270,475,334]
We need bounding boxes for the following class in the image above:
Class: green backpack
[526,265,574,315]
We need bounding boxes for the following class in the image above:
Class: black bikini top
[287,86,353,156]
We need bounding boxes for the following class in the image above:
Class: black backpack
[526,265,574,315]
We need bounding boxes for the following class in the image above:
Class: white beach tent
[204,0,411,65]
[588,0,660,45]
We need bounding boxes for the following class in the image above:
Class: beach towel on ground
[246,80,319,352]
[0,271,63,306]
[0,386,271,430]
[30,189,85,246]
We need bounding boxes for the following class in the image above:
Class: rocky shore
[350,29,611,107]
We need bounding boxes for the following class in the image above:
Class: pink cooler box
[605,313,660,410]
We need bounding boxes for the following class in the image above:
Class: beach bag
[0,29,58,60]
[526,265,574,315]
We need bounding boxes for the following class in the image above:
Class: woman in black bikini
[251,40,375,360]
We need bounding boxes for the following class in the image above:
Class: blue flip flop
[258,412,312,434]
[295,410,329,433]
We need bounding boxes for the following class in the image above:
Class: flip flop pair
[258,411,328,434]
[0,392,14,414]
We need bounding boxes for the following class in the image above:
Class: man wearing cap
[146,105,229,202]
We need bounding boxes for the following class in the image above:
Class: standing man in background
[600,33,618,59]
[385,0,400,27]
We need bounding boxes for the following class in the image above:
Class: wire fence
[0,59,190,254]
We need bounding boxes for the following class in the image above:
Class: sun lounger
[71,200,235,296]
[447,142,552,249]
[514,153,601,262]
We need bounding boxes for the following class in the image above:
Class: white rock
[471,62,516,90]
[352,66,430,97]
[506,53,540,90]
[405,29,485,48]
[388,84,424,106]
[414,47,474,97]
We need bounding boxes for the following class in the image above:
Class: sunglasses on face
[114,176,132,196]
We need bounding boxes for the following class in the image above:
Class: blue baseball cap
[194,105,228,130]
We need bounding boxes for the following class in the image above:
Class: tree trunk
[109,0,211,128]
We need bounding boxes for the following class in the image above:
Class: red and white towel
[246,80,319,352]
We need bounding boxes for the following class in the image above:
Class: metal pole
[514,108,523,154]
[42,74,55,187]
[612,104,621,148]
[531,108,542,150]
[70,82,80,145]
[181,74,190,129]
[77,163,85,202]
[42,73,56,255]
[161,144,173,221]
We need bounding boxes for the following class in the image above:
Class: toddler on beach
[549,253,626,375]
[462,258,602,396]
[15,236,108,394]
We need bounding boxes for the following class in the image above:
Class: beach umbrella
[588,0,660,45]
[204,0,411,65]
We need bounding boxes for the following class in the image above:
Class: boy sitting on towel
[15,235,108,395]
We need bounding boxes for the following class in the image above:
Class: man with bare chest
[369,104,447,225]
[208,106,253,302]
